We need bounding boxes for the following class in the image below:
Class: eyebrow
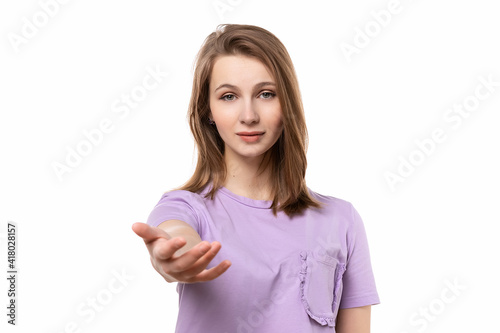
[214,81,276,93]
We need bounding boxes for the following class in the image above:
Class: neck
[223,150,273,201]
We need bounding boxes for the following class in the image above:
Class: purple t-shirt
[146,184,380,332]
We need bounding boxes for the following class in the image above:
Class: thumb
[132,222,171,244]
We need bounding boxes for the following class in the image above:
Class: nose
[238,99,259,124]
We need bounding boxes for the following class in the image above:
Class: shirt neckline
[217,186,273,209]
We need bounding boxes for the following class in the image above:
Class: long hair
[174,23,322,217]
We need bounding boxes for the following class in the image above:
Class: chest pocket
[299,250,346,327]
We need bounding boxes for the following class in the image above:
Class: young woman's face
[209,55,283,162]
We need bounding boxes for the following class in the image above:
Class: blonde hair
[175,23,322,217]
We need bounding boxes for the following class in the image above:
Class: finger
[166,240,213,273]
[179,242,224,278]
[189,259,232,283]
[152,237,186,261]
[132,222,171,244]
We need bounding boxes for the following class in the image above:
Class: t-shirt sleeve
[145,190,202,234]
[339,203,380,309]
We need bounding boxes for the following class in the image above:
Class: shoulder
[307,187,355,213]
[147,188,212,229]
[157,188,209,208]
[305,187,362,230]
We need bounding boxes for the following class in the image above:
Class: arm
[157,219,204,256]
[335,305,371,333]
[132,221,231,283]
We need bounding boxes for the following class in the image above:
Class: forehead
[209,55,274,87]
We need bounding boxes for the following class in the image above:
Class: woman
[132,23,380,332]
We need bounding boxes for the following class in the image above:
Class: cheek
[270,108,284,132]
[213,114,234,140]
[277,121,284,136]
[274,118,284,133]
[209,96,218,119]
[271,101,283,129]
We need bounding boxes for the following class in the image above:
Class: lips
[236,131,265,143]
[236,131,265,136]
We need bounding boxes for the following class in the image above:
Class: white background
[1,0,499,332]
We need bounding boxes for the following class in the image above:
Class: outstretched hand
[132,222,231,283]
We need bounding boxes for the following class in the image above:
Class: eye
[221,94,236,101]
[260,91,276,99]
